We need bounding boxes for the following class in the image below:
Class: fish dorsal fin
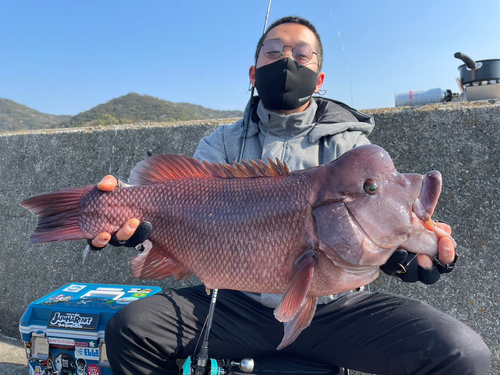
[129,154,291,185]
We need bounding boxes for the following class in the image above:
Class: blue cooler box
[19,283,162,375]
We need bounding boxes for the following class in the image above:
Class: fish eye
[363,179,379,195]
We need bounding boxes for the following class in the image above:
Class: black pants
[105,286,491,375]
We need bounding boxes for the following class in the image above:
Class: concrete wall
[1,102,499,372]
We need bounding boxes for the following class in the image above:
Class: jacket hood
[241,96,375,142]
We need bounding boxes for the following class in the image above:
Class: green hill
[0,98,71,133]
[60,93,243,128]
[0,93,243,133]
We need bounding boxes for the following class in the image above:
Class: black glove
[381,249,457,285]
[87,221,153,251]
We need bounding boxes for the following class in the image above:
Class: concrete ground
[0,334,28,374]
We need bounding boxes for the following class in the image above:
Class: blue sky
[1,0,499,115]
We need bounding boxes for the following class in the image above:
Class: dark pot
[455,52,500,85]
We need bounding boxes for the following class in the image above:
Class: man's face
[255,23,321,71]
[249,22,325,112]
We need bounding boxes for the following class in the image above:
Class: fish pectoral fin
[274,250,318,323]
[277,296,318,350]
[130,242,191,280]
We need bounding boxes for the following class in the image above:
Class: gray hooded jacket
[193,97,375,307]
[195,97,374,169]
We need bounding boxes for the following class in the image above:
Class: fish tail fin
[20,186,88,243]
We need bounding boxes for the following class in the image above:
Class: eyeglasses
[260,39,317,65]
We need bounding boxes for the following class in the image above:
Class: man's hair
[254,16,324,71]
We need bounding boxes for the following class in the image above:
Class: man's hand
[416,222,456,269]
[90,175,143,249]
[381,222,458,284]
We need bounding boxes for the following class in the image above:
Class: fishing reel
[181,355,254,375]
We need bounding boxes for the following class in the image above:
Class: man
[91,16,490,374]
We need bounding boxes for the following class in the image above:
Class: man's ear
[249,65,256,87]
[315,72,325,93]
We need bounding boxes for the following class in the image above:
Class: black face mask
[254,58,318,111]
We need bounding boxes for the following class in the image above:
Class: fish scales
[77,172,314,293]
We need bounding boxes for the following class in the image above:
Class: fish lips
[412,171,442,221]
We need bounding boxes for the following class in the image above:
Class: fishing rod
[327,5,353,108]
[193,289,218,375]
[183,288,254,375]
[238,0,272,163]
[263,0,272,33]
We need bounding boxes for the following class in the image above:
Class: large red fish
[21,144,446,349]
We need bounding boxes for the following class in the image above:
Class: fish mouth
[412,171,442,222]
